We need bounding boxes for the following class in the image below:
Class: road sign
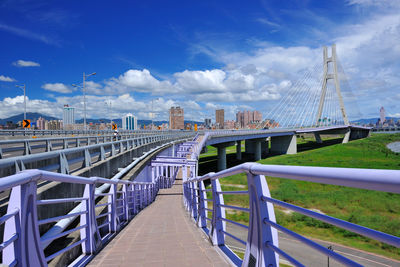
[112,124,117,130]
[23,119,31,128]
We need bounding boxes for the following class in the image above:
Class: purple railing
[0,169,173,266]
[183,163,400,266]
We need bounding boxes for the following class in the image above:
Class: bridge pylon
[316,44,349,126]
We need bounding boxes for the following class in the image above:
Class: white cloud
[0,95,63,119]
[0,75,16,82]
[103,69,177,95]
[174,69,226,93]
[42,83,74,93]
[13,60,40,67]
[346,0,400,8]
[0,23,57,45]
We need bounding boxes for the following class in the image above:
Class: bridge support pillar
[236,140,242,160]
[213,142,235,171]
[261,139,269,158]
[253,140,262,161]
[217,146,226,171]
[314,133,323,144]
[270,135,297,155]
[343,129,350,144]
[245,140,254,153]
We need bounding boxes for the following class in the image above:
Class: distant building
[224,120,235,129]
[63,105,75,127]
[236,110,263,128]
[36,117,46,130]
[216,109,224,129]
[122,113,138,130]
[204,118,212,128]
[169,106,184,129]
[379,107,386,126]
[46,120,63,130]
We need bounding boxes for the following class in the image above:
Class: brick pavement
[87,179,231,267]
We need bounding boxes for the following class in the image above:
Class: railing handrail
[0,169,156,191]
[0,132,194,169]
[183,161,400,266]
[0,133,156,144]
[188,162,400,193]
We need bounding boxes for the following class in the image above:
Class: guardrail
[0,169,175,266]
[183,163,400,266]
[372,127,400,132]
[0,133,158,159]
[0,129,194,136]
[0,132,195,177]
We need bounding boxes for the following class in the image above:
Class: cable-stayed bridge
[0,45,398,267]
[262,44,358,129]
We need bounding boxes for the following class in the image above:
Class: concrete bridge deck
[87,178,231,267]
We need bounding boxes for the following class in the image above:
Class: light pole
[105,100,112,129]
[73,72,96,131]
[83,72,96,131]
[16,84,26,121]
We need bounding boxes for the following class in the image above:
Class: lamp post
[105,100,112,129]
[16,84,26,121]
[73,72,96,132]
[83,72,96,131]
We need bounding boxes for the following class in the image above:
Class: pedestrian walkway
[87,179,231,267]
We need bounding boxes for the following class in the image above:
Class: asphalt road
[224,223,400,267]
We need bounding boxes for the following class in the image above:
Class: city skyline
[0,1,400,122]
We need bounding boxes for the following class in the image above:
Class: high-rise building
[63,105,75,127]
[36,117,46,130]
[169,107,184,129]
[122,113,138,130]
[379,107,386,125]
[204,118,211,128]
[216,109,224,129]
[236,110,263,128]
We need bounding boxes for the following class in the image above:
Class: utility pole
[75,72,96,132]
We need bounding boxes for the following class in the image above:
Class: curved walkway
[87,179,231,267]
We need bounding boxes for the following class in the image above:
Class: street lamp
[16,84,26,121]
[105,100,113,129]
[73,72,96,131]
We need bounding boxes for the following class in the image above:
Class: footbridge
[0,130,398,267]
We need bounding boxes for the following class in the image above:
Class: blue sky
[0,0,399,122]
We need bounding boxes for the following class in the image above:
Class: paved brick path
[87,179,231,267]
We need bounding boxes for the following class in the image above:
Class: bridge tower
[316,44,349,126]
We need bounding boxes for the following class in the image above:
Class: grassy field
[198,133,400,259]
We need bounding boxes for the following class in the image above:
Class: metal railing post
[211,179,225,246]
[197,181,207,228]
[23,141,32,155]
[3,181,46,266]
[46,140,52,152]
[243,174,279,267]
[122,184,129,222]
[83,149,92,168]
[191,181,198,220]
[81,183,100,254]
[108,184,119,233]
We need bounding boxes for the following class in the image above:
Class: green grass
[199,133,400,259]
